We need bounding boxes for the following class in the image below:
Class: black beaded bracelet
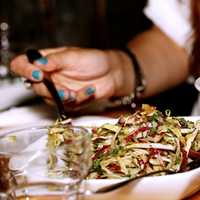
[122,47,146,100]
[109,47,146,108]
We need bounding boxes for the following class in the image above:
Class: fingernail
[85,87,95,96]
[32,70,41,80]
[36,57,48,65]
[58,90,65,101]
[67,91,76,102]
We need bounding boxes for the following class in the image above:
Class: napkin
[0,79,36,111]
[0,103,56,128]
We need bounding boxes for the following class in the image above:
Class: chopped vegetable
[88,105,200,178]
[48,104,200,179]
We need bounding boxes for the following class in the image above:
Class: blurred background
[0,0,151,51]
[0,0,198,116]
[0,0,95,54]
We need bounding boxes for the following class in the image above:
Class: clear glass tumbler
[0,124,91,200]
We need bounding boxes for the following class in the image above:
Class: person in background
[189,0,200,115]
[143,0,200,115]
[10,0,198,115]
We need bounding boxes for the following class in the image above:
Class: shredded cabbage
[47,104,200,179]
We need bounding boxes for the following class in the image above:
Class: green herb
[151,112,159,122]
[151,120,158,132]
[91,159,102,174]
[110,148,119,157]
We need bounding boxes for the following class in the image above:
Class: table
[3,107,200,200]
[16,193,200,200]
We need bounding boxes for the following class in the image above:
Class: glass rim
[0,124,89,139]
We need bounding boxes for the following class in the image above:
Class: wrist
[121,47,146,99]
[106,50,135,97]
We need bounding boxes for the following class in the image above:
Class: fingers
[75,85,96,104]
[31,75,114,107]
[53,73,115,103]
[74,79,114,104]
[34,48,73,72]
[10,48,67,81]
[31,81,96,105]
[34,55,60,72]
[64,77,114,104]
[90,74,115,100]
[62,78,114,104]
[10,53,57,81]
[39,47,67,56]
[50,74,97,104]
[43,98,55,106]
[10,53,60,82]
[10,55,44,82]
[32,83,52,99]
[32,82,76,102]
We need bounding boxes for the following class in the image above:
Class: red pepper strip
[150,148,166,167]
[141,148,162,170]
[180,149,188,172]
[96,175,103,179]
[64,139,72,144]
[92,145,110,160]
[125,127,149,143]
[159,132,166,136]
[92,128,97,134]
[138,138,148,143]
[107,163,125,175]
[188,149,200,159]
[149,148,161,156]
[138,159,145,168]
[107,163,121,172]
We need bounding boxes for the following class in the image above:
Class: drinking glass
[0,124,91,200]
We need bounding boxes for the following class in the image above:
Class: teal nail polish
[32,70,41,80]
[85,87,95,96]
[36,57,48,65]
[58,90,65,101]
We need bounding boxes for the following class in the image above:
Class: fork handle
[26,49,66,119]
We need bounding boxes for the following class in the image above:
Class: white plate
[0,116,200,200]
[79,116,200,200]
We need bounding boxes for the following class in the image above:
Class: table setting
[0,47,200,200]
[0,60,200,200]
[0,98,200,200]
[1,0,200,199]
[0,59,200,200]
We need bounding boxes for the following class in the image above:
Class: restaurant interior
[0,0,199,200]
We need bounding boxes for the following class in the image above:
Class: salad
[89,105,200,179]
[47,104,200,179]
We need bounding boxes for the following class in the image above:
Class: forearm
[127,26,190,98]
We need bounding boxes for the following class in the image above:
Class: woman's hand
[10,47,134,105]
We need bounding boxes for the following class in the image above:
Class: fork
[26,49,66,120]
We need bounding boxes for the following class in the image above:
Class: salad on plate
[47,104,200,179]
